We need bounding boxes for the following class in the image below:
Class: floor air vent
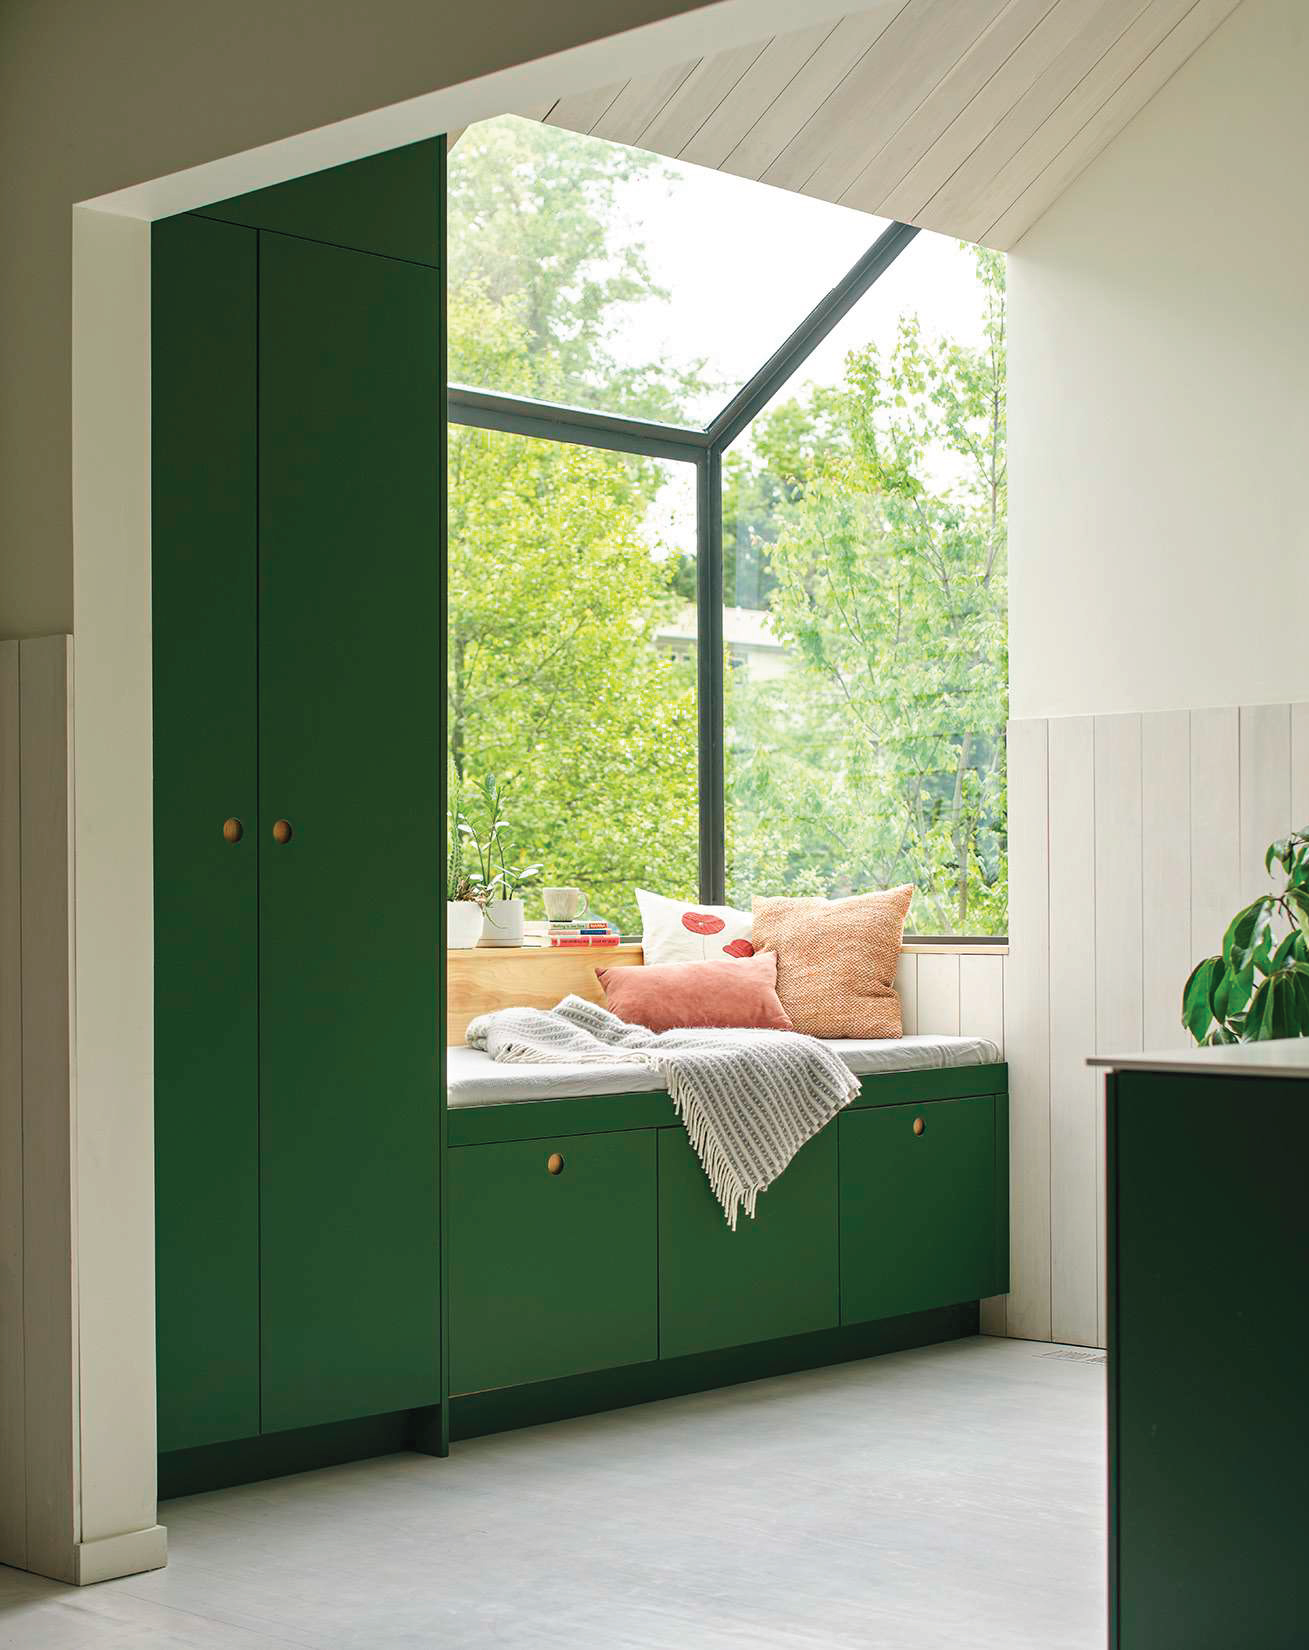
[1038,1349,1106,1364]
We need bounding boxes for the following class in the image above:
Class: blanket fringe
[665,1067,757,1232]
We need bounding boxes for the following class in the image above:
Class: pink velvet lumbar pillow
[596,952,794,1034]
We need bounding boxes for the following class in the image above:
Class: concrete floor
[0,1335,1106,1650]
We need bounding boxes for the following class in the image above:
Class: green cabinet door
[152,213,260,1452]
[658,1126,839,1360]
[449,1132,658,1395]
[840,1095,997,1325]
[257,230,441,1433]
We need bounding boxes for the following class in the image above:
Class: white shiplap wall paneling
[840,0,1059,215]
[1002,717,1053,1342]
[1189,705,1241,969]
[1046,715,1098,1349]
[0,642,23,1567]
[544,83,625,135]
[718,11,903,182]
[983,0,1242,246]
[953,0,1203,244]
[916,951,962,1035]
[590,60,698,146]
[1238,702,1291,904]
[920,0,1149,237]
[678,27,836,170]
[639,43,768,157]
[879,0,1105,224]
[529,2,1242,251]
[893,951,919,1035]
[959,954,1005,1051]
[1141,708,1192,1049]
[771,0,1008,200]
[1092,713,1143,1347]
[1292,703,1309,830]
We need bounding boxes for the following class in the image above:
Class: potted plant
[445,772,485,950]
[1183,827,1309,1042]
[466,774,541,948]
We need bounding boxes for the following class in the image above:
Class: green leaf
[1182,956,1222,1043]
[1285,887,1309,944]
[1266,836,1292,875]
[1244,977,1272,1040]
[1287,841,1309,889]
[1270,975,1295,1039]
[1213,960,1254,1021]
[1223,898,1276,974]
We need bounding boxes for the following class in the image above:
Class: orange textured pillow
[751,887,914,1038]
[596,952,793,1034]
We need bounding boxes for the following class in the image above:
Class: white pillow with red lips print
[635,887,754,965]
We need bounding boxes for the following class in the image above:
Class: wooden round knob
[912,1116,926,1137]
[222,817,243,844]
[547,1152,565,1176]
[272,819,293,844]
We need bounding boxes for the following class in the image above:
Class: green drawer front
[840,1095,997,1325]
[658,1126,839,1360]
[449,1131,658,1395]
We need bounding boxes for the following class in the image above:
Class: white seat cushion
[445,1034,1001,1108]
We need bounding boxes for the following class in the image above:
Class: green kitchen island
[1092,1039,1309,1650]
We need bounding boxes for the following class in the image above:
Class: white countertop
[1089,1038,1309,1079]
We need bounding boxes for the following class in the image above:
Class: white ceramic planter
[446,899,484,950]
[480,897,525,947]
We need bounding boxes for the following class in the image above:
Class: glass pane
[448,115,885,426]
[723,232,1008,936]
[448,427,697,936]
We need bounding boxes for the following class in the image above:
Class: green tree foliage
[448,423,698,934]
[448,122,699,931]
[448,117,701,421]
[724,248,1008,933]
[448,117,1007,935]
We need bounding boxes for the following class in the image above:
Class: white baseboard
[74,1523,168,1585]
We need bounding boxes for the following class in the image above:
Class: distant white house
[654,604,790,681]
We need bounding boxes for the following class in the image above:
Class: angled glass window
[447,113,1008,939]
[448,115,884,427]
[723,231,1008,935]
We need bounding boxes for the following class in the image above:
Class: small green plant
[1183,829,1309,1044]
[446,768,482,903]
[465,774,541,904]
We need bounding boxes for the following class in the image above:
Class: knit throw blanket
[466,995,860,1230]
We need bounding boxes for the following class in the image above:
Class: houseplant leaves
[1183,834,1309,1044]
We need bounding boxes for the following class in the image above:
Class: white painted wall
[999,0,1309,1345]
[1008,0,1309,725]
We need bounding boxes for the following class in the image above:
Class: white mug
[543,886,589,921]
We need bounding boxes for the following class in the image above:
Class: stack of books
[547,917,622,948]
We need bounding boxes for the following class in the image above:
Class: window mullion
[696,448,726,905]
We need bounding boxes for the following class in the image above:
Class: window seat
[446,1033,1002,1108]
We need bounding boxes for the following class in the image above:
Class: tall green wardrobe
[152,140,446,1475]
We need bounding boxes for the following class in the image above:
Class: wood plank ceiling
[507,0,1242,249]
